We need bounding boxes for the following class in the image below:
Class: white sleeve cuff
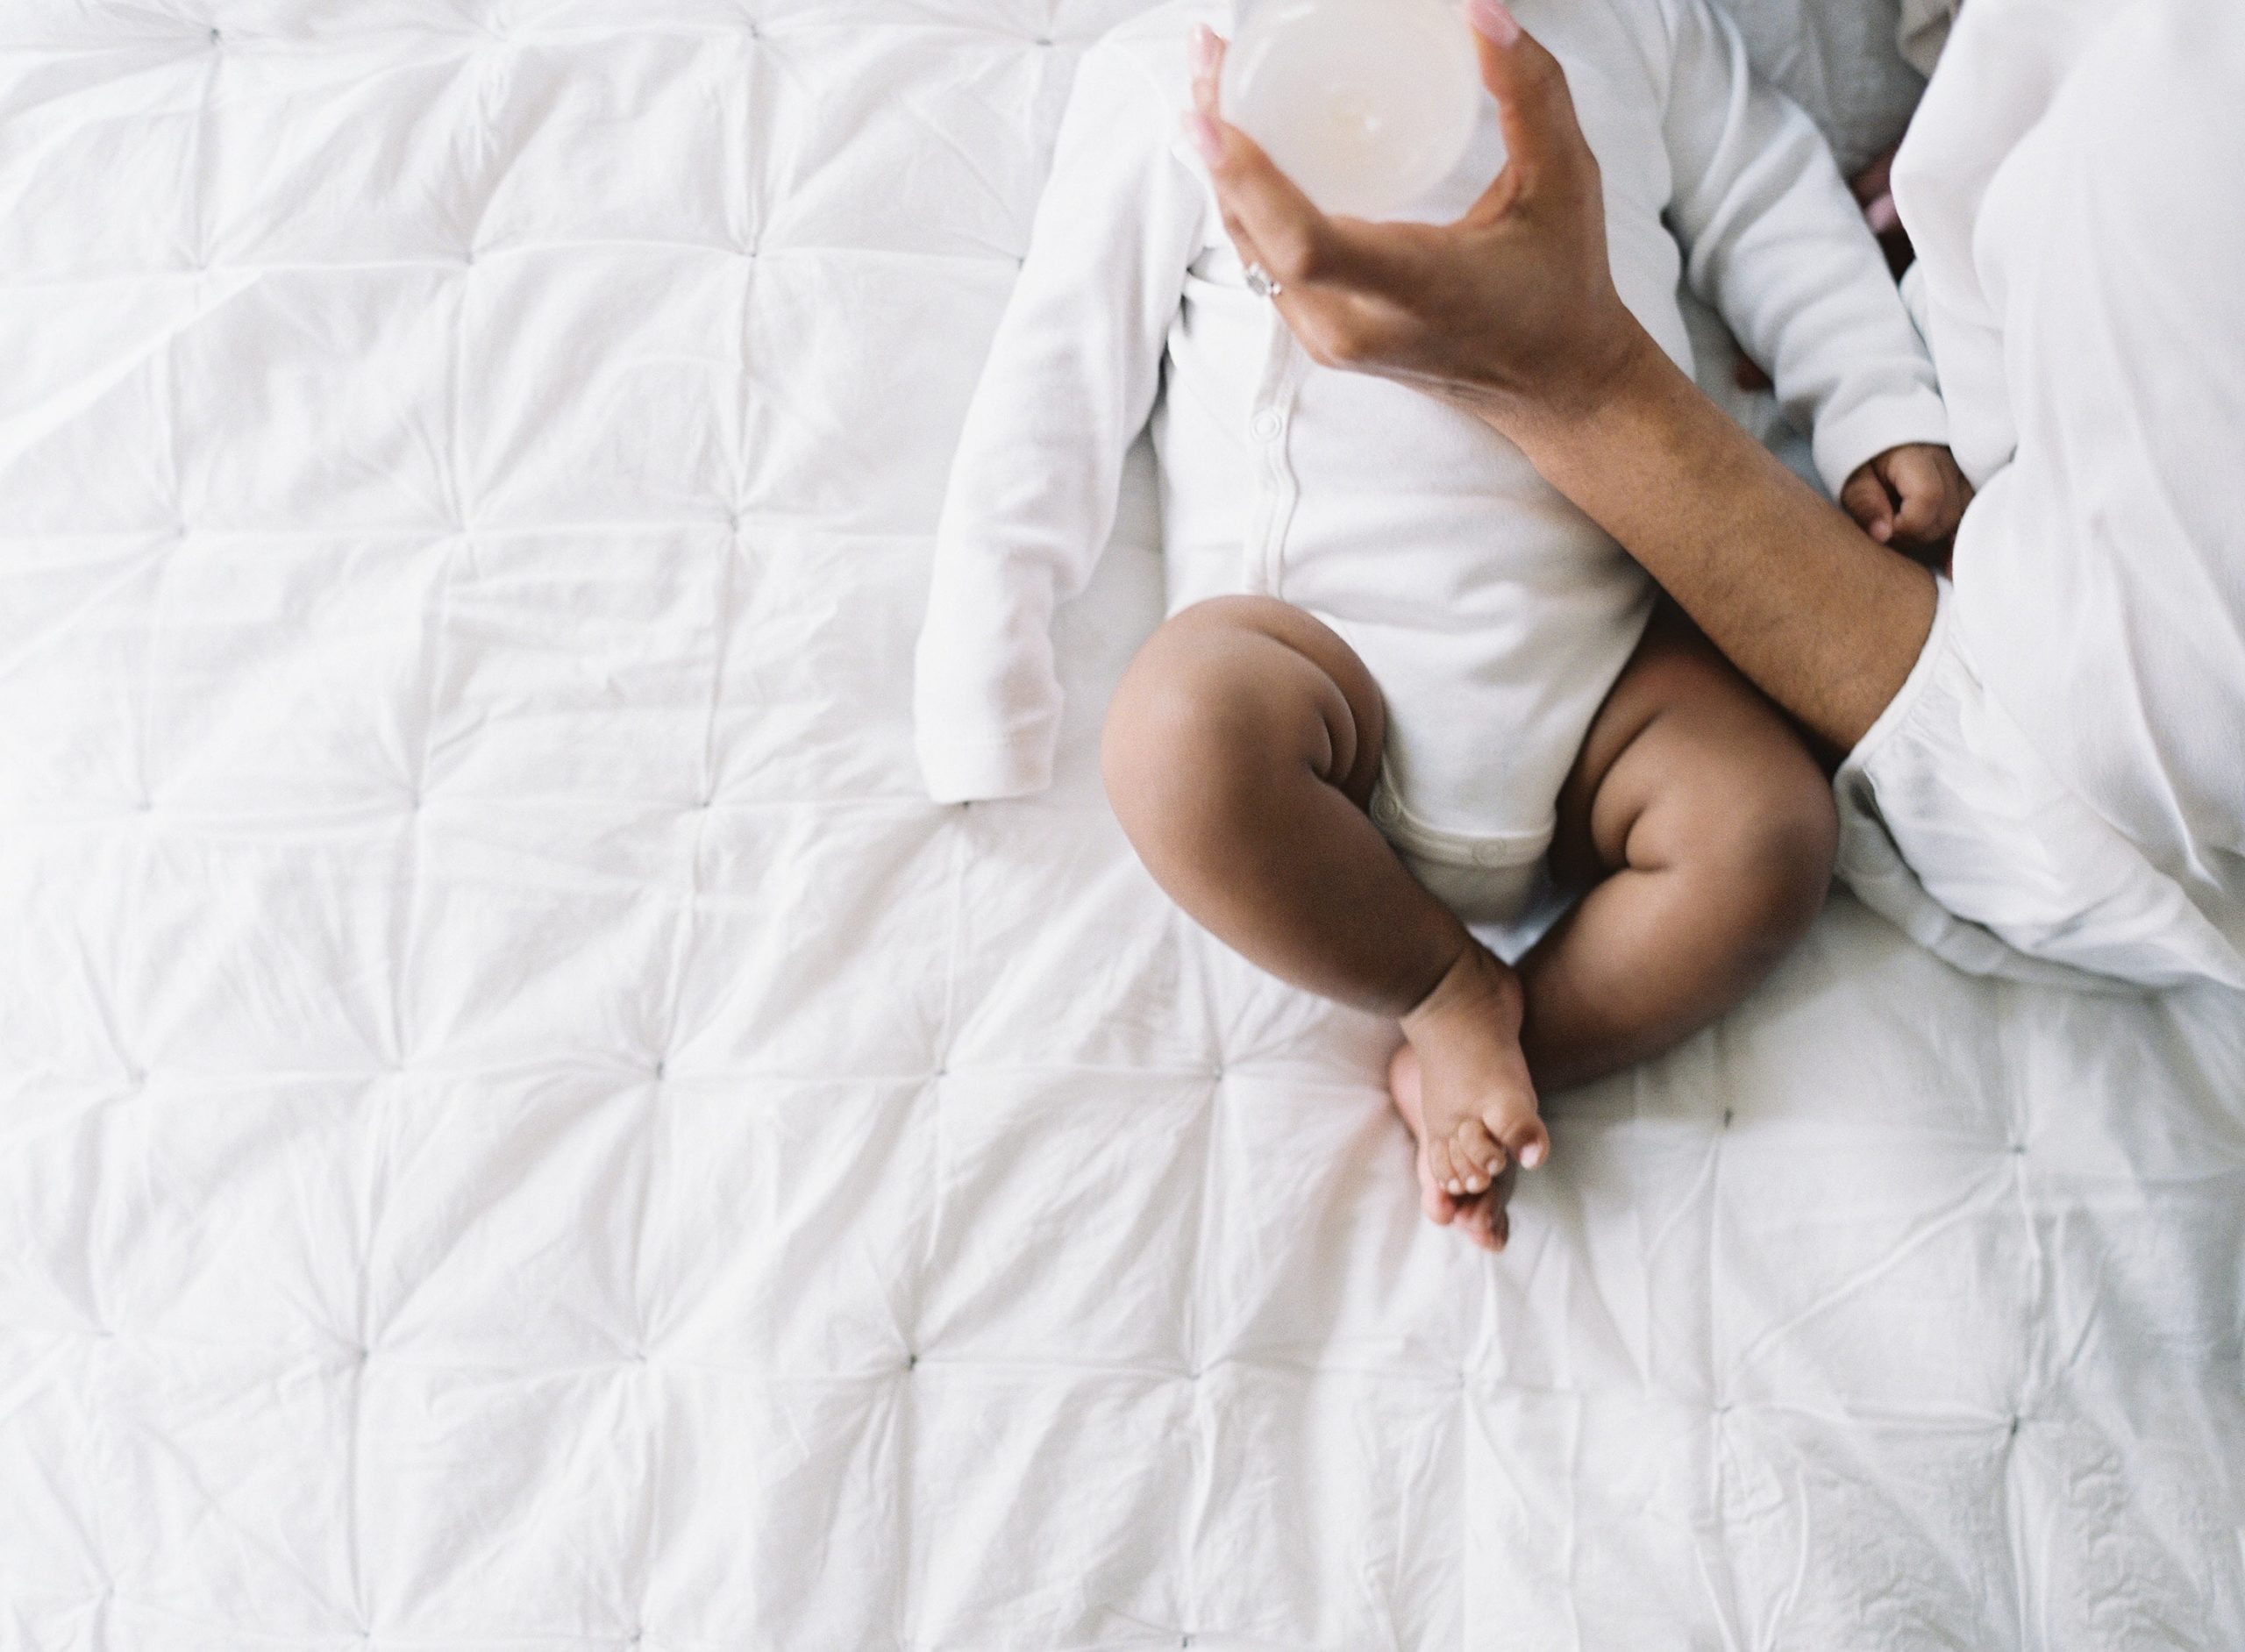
[916,723,1058,803]
[1812,390,1953,496]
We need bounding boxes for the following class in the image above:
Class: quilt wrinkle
[0,4,2240,1650]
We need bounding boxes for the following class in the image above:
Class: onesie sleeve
[912,39,1208,801]
[1656,0,1949,494]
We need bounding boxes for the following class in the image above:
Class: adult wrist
[1479,314,1669,452]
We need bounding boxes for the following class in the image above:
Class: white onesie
[915,0,1948,927]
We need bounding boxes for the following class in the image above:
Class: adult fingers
[1461,0,1597,212]
[1182,113,1407,368]
[1188,24,1223,120]
[1188,112,1377,290]
[1186,29,1267,270]
[1188,22,1417,300]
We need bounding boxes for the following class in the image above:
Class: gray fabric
[1714,0,1928,174]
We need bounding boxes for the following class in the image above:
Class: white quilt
[2,4,2241,1648]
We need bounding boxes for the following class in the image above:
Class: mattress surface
[2,4,2241,1648]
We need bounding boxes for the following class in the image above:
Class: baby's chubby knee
[1102,609,1265,805]
[1701,758,1842,940]
[1100,653,1206,812]
[1101,598,1358,818]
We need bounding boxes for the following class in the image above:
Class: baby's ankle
[1400,939,1522,1041]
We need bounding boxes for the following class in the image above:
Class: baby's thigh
[1111,595,1388,802]
[1553,614,1837,887]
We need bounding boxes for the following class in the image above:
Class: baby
[916,0,1967,1249]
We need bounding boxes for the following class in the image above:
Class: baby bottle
[1219,0,1484,218]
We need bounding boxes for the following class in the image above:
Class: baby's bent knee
[1103,600,1375,834]
[1107,626,1248,744]
[1104,622,1278,806]
[1705,764,1842,936]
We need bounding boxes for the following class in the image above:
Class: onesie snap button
[1372,792,1400,823]
[1250,409,1283,441]
[1472,843,1507,867]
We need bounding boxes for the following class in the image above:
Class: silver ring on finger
[1244,262,1283,300]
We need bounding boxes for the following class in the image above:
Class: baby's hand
[1840,445,1972,555]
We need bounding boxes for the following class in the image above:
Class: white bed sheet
[1,3,2241,1648]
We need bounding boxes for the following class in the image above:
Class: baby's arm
[1656,0,1963,548]
[913,38,1208,801]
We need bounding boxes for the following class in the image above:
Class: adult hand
[1185,0,1650,431]
[1190,0,1939,757]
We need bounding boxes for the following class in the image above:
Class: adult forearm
[1504,330,1936,755]
[1187,2,1939,753]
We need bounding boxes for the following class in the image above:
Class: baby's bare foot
[1389,1043,1519,1251]
[1399,943,1547,1211]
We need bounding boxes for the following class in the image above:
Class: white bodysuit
[916,0,1948,927]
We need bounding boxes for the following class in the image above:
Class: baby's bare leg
[1519,611,1841,1091]
[1101,596,1540,1249]
[1386,616,1835,1237]
[1101,595,1453,1012]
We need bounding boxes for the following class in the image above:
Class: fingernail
[1190,23,1219,72]
[1871,522,1893,544]
[1184,110,1224,166]
[1446,1179,1463,1195]
[1465,0,1522,46]
[1522,1141,1545,1169]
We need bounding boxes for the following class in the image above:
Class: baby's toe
[1483,1102,1550,1171]
[1426,1133,1471,1198]
[1414,1134,1458,1225]
[1449,1115,1507,1193]
[1454,1191,1504,1252]
[1436,1136,1490,1203]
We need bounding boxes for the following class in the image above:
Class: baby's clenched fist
[1840,444,1971,557]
